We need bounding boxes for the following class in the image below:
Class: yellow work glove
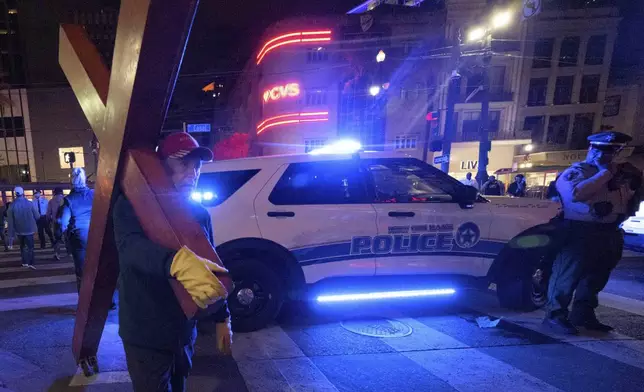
[216,317,233,355]
[170,246,229,309]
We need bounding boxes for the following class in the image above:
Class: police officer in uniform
[543,131,643,335]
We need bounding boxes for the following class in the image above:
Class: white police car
[196,144,560,331]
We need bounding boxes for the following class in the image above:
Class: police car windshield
[366,159,461,203]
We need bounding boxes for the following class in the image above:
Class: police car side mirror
[459,185,478,209]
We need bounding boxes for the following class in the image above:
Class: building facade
[229,1,629,191]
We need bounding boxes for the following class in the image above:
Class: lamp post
[464,9,513,186]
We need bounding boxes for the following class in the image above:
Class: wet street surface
[1,247,644,391]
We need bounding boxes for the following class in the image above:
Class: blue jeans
[18,235,34,265]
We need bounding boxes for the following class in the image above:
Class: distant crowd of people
[460,171,527,197]
[0,168,103,303]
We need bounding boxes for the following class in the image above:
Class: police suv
[196,150,560,331]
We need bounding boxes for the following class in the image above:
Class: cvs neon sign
[263,83,300,103]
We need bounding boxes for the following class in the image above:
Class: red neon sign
[256,30,332,65]
[263,83,300,103]
[256,111,329,135]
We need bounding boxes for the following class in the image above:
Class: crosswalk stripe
[0,292,78,312]
[465,291,644,371]
[0,262,73,274]
[68,370,130,386]
[0,274,76,289]
[232,325,305,362]
[374,316,562,392]
[598,292,644,317]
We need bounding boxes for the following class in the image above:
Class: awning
[495,165,567,175]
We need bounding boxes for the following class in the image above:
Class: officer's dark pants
[124,341,194,392]
[70,230,117,305]
[546,221,623,319]
[69,234,87,293]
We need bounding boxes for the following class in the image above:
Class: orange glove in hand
[216,317,233,355]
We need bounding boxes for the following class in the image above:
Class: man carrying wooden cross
[112,131,232,391]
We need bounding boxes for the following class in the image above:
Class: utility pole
[476,35,492,187]
[440,31,462,173]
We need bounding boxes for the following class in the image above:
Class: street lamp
[467,27,486,43]
[369,85,381,96]
[376,50,386,63]
[491,10,513,29]
[524,144,534,152]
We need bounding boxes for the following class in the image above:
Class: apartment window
[304,139,326,153]
[394,135,418,150]
[532,38,554,68]
[559,36,580,67]
[307,48,329,63]
[579,75,600,103]
[546,115,570,145]
[462,112,480,141]
[553,76,574,105]
[527,78,548,106]
[305,89,327,106]
[488,66,506,94]
[523,116,546,143]
[585,35,607,66]
[571,113,595,149]
[489,110,501,133]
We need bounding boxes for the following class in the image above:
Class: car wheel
[497,263,549,311]
[225,257,285,332]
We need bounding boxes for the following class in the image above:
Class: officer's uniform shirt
[556,162,634,224]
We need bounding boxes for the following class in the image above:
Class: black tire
[225,257,285,332]
[496,264,548,311]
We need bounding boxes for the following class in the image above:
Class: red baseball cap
[158,132,213,162]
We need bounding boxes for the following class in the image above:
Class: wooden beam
[58,24,109,133]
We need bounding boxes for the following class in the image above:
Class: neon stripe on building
[256,111,329,134]
[256,30,332,65]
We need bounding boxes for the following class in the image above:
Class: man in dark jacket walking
[60,168,94,293]
[113,132,232,391]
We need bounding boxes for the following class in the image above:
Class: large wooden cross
[58,0,232,370]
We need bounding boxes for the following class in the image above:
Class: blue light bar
[309,140,362,155]
[316,288,456,303]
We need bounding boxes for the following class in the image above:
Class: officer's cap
[588,131,632,149]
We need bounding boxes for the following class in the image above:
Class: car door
[363,158,494,278]
[254,159,377,284]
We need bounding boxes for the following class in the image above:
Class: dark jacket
[60,187,94,241]
[112,193,229,351]
[482,180,504,196]
[507,182,526,197]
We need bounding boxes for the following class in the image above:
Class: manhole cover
[341,318,412,338]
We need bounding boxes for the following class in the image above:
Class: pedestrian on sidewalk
[0,198,9,252]
[3,201,12,250]
[60,168,94,294]
[7,187,39,269]
[113,132,232,391]
[34,190,54,249]
[47,187,65,260]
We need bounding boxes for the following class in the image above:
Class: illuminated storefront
[432,139,531,182]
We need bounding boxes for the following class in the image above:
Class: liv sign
[263,83,300,103]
